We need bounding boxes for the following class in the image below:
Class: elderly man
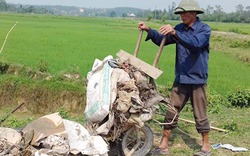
[138,0,211,155]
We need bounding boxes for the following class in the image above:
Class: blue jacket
[145,18,211,84]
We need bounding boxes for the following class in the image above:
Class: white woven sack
[85,55,113,123]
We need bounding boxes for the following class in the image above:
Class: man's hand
[138,22,149,32]
[159,24,176,36]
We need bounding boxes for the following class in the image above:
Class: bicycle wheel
[121,125,153,156]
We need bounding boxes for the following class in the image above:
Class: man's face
[180,12,197,26]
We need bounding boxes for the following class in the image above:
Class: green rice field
[1,13,249,96]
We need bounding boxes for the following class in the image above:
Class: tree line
[137,2,250,23]
[0,0,52,14]
[1,0,250,23]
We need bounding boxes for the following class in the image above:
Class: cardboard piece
[116,49,163,79]
[0,127,22,145]
[22,112,67,146]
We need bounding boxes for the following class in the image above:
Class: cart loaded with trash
[0,31,178,156]
[84,31,176,156]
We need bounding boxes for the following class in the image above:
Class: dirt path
[212,31,250,40]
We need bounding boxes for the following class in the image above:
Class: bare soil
[0,81,85,115]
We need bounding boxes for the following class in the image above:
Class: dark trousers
[164,82,210,133]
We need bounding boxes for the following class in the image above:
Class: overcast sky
[5,0,250,13]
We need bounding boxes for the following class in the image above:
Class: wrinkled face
[180,11,197,27]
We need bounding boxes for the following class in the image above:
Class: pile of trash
[0,55,168,156]
[84,55,167,141]
[0,113,109,156]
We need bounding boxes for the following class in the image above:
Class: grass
[208,51,250,95]
[1,14,249,96]
[0,13,250,155]
[149,106,250,156]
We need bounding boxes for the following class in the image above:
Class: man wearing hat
[138,0,211,155]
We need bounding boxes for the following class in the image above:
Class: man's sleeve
[145,28,176,46]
